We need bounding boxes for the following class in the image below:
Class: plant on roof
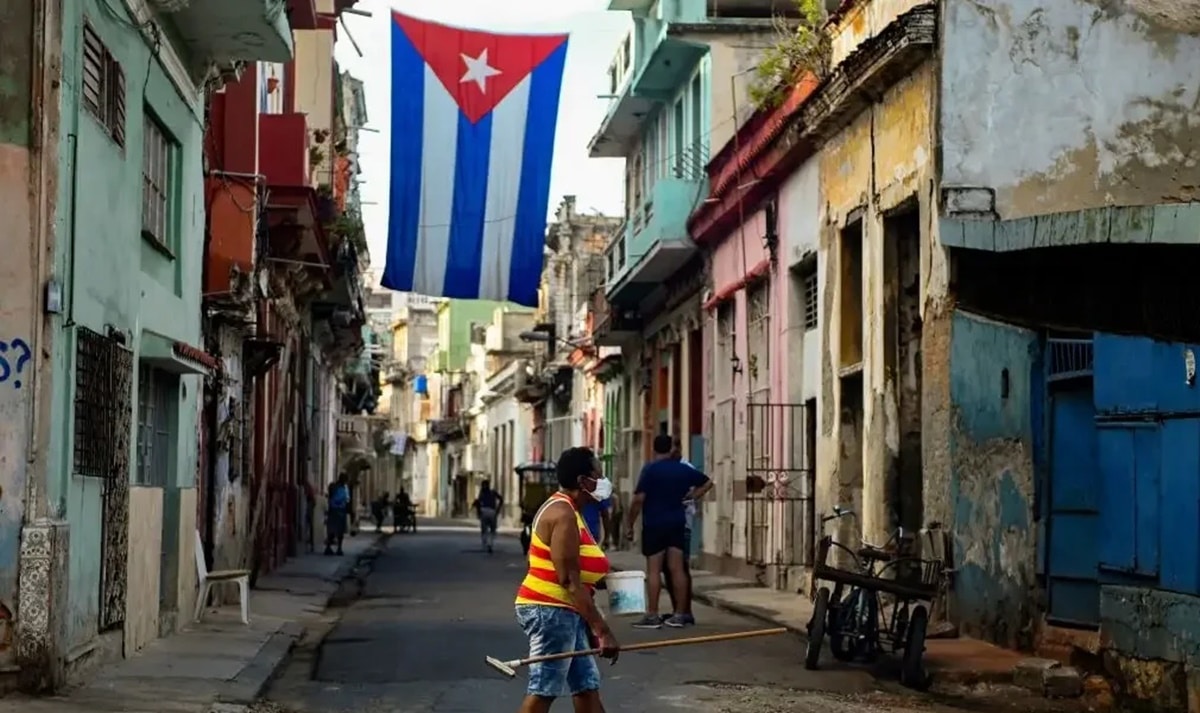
[749,0,832,108]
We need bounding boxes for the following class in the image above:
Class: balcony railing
[259,113,310,188]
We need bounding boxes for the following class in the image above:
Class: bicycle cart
[804,507,946,690]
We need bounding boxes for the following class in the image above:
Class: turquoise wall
[947,310,1041,647]
[51,0,204,648]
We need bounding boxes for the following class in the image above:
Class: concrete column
[13,0,70,692]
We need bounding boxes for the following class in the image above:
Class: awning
[140,332,219,376]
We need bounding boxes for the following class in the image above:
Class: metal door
[1046,382,1100,626]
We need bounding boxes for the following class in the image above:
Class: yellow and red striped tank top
[514,492,610,609]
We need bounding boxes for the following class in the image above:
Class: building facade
[688,0,1200,706]
[0,0,334,691]
[588,0,798,559]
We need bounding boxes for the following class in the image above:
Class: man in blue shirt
[624,434,712,629]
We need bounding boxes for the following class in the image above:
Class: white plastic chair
[193,530,251,624]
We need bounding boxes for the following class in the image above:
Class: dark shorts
[642,524,687,557]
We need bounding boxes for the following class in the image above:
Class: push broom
[485,627,789,678]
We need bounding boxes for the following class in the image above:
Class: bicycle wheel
[901,604,930,690]
[829,589,859,661]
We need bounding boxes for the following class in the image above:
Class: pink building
[689,79,823,590]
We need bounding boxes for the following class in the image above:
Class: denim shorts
[514,604,601,697]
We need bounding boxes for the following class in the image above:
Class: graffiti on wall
[0,339,31,388]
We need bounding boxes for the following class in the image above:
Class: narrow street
[258,528,1068,713]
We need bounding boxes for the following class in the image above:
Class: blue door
[1046,382,1101,626]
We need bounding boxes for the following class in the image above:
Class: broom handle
[520,627,789,665]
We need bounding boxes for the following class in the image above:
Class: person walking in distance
[624,434,713,629]
[473,479,503,553]
[325,473,351,556]
[513,447,618,713]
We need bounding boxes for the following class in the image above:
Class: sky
[333,0,631,268]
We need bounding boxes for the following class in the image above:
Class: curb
[610,564,1013,687]
[217,533,389,704]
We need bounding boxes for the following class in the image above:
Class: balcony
[203,176,259,299]
[259,113,311,189]
[170,0,293,64]
[605,173,706,307]
[591,289,643,346]
[588,18,707,158]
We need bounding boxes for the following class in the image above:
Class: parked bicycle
[804,506,944,690]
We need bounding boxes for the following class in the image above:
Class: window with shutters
[747,280,770,404]
[82,22,126,146]
[803,267,818,331]
[142,113,178,251]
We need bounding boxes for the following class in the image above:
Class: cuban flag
[382,12,569,307]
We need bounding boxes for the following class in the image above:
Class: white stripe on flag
[416,64,458,298]
[478,76,531,302]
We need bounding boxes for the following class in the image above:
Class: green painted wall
[49,0,204,649]
[437,300,506,371]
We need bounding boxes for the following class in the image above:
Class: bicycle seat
[857,545,893,562]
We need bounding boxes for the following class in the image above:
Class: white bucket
[605,571,647,617]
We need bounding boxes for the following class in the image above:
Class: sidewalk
[605,549,1024,686]
[0,532,386,713]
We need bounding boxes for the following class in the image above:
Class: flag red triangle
[393,13,568,124]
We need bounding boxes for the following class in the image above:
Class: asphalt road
[259,526,1069,713]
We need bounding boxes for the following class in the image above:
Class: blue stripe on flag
[381,21,426,292]
[508,41,568,307]
[442,112,493,298]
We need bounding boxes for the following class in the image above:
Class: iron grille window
[803,268,818,331]
[142,113,176,249]
[82,22,125,146]
[136,365,176,486]
[74,328,134,477]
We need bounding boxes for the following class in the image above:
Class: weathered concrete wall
[816,60,945,547]
[124,486,162,654]
[941,0,1200,220]
[211,324,251,580]
[1100,585,1200,711]
[0,0,37,671]
[947,311,1039,649]
[780,158,821,406]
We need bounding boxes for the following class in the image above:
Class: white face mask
[589,476,613,501]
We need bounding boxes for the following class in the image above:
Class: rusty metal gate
[746,401,817,574]
[75,327,134,631]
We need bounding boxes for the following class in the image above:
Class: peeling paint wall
[947,311,1039,648]
[941,0,1200,219]
[0,0,37,673]
[816,60,945,547]
[211,324,251,581]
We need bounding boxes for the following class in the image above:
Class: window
[672,99,684,176]
[136,364,177,487]
[803,268,818,331]
[82,22,126,146]
[747,281,770,402]
[142,114,177,250]
[75,327,134,478]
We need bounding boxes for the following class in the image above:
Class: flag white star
[460,49,501,92]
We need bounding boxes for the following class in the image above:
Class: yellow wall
[816,59,948,546]
[293,28,334,184]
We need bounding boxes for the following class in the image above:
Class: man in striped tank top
[514,447,619,712]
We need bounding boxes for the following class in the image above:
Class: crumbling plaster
[941,0,1200,220]
[816,62,947,547]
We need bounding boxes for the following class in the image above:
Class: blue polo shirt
[582,498,611,542]
[635,459,709,530]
